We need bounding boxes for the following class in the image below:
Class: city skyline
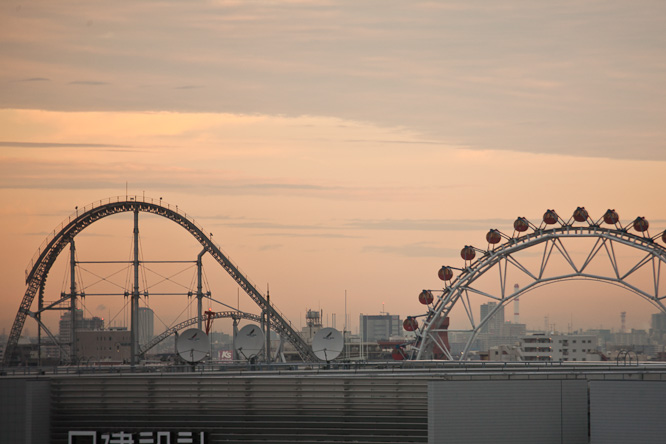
[1,1,666,340]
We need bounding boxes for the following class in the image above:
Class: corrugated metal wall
[51,374,429,444]
[4,364,666,443]
[428,380,588,444]
[0,379,51,444]
[590,381,666,444]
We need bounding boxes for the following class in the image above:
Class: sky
[1,0,665,340]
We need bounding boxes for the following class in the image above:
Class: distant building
[487,344,522,362]
[651,313,666,343]
[584,329,612,350]
[503,322,527,338]
[59,309,104,344]
[476,302,526,352]
[360,314,402,343]
[519,333,597,362]
[480,302,504,335]
[301,309,324,342]
[76,328,131,363]
[138,307,155,346]
[609,329,650,351]
[39,339,61,364]
[653,313,666,332]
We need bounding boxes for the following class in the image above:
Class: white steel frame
[413,224,666,360]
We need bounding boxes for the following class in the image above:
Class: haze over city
[1,1,665,339]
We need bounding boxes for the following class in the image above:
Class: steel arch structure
[413,209,666,361]
[3,196,316,366]
[139,310,284,357]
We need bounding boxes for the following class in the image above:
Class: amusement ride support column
[131,209,140,366]
[265,288,271,363]
[69,239,77,365]
[232,316,239,362]
[197,249,206,332]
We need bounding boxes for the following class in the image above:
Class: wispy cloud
[345,219,514,232]
[19,77,50,82]
[220,217,516,235]
[1,1,664,161]
[174,85,203,90]
[68,81,109,86]
[220,221,332,230]
[258,243,282,251]
[0,141,130,149]
[0,156,432,201]
[258,232,360,239]
[363,242,459,258]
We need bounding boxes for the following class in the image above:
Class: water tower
[306,309,322,327]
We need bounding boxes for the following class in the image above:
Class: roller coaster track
[139,311,273,356]
[3,196,316,366]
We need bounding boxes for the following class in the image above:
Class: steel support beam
[4,197,317,366]
[69,240,77,365]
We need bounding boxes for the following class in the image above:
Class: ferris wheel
[405,207,666,360]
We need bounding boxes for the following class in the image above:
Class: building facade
[480,302,504,334]
[360,314,402,343]
[475,302,526,354]
[58,309,104,345]
[76,329,131,363]
[520,333,597,362]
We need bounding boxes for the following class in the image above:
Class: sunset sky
[1,1,665,340]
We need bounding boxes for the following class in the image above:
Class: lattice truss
[3,196,315,366]
[407,208,666,361]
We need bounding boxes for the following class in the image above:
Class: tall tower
[621,311,626,333]
[513,283,520,324]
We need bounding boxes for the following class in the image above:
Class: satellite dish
[234,324,265,361]
[176,328,210,363]
[312,327,344,361]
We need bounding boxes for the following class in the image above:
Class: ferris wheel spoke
[580,237,606,274]
[538,240,556,280]
[621,253,656,281]
[552,238,579,273]
[654,258,661,299]
[506,254,538,281]
[412,207,666,361]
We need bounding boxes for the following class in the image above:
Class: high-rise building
[480,302,504,335]
[475,302,526,353]
[360,314,402,343]
[651,313,666,335]
[59,310,104,344]
[138,307,155,345]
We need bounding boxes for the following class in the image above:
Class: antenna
[312,327,344,362]
[234,324,265,361]
[176,328,210,363]
[344,290,348,358]
[344,290,347,332]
